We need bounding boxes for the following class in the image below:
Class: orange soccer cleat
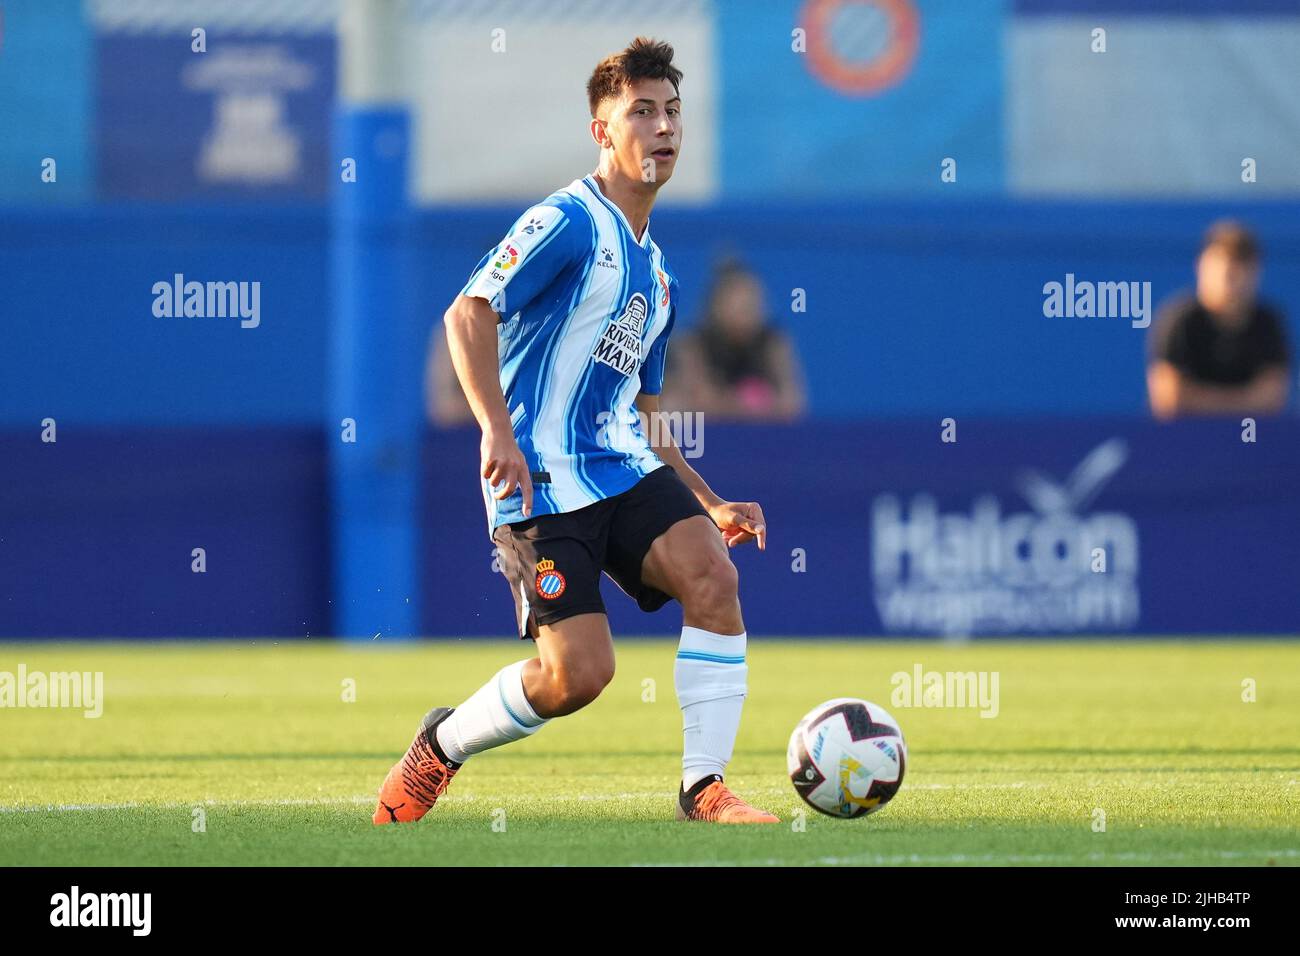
[675,775,780,824]
[373,707,461,825]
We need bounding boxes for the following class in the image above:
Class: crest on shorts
[534,558,566,600]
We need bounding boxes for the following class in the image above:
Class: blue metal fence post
[329,1,418,639]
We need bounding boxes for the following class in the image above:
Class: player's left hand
[709,500,766,551]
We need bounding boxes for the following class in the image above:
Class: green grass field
[1,640,1296,866]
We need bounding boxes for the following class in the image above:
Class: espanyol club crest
[534,558,566,600]
[656,269,670,307]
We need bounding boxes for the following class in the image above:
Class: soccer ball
[787,697,906,818]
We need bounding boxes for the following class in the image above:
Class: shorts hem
[523,600,607,640]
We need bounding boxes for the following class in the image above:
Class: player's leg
[373,512,610,825]
[643,513,742,633]
[524,612,616,717]
[639,516,748,775]
[434,611,613,768]
[641,516,775,822]
[605,468,777,823]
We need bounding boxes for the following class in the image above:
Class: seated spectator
[1147,221,1291,419]
[663,261,806,420]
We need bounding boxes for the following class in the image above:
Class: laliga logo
[493,244,520,271]
[871,440,1140,635]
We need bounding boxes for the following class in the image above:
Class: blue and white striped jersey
[461,175,679,530]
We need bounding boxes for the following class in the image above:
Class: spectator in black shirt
[664,260,806,420]
[1147,221,1290,419]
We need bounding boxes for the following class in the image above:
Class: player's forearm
[654,431,723,511]
[444,294,513,434]
[1149,361,1290,417]
[1174,372,1288,414]
[635,393,723,509]
[1243,368,1290,411]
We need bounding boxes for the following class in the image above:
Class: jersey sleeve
[639,297,678,396]
[462,203,589,317]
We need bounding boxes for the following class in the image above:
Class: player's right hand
[481,427,534,518]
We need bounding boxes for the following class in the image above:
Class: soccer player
[373,38,777,825]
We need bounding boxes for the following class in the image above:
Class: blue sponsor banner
[1,420,1296,638]
[0,429,331,639]
[717,0,1005,198]
[96,32,334,201]
[420,420,1300,639]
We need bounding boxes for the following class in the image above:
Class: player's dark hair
[586,37,682,118]
[1201,220,1261,263]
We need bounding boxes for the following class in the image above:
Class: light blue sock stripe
[676,650,746,665]
[498,672,543,730]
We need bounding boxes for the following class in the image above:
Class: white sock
[435,660,547,764]
[675,626,748,791]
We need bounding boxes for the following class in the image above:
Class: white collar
[583,175,651,249]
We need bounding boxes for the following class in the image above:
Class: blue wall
[1,206,330,425]
[6,2,1297,642]
[7,200,1295,425]
[4,201,1297,638]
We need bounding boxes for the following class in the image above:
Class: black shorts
[492,465,710,640]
